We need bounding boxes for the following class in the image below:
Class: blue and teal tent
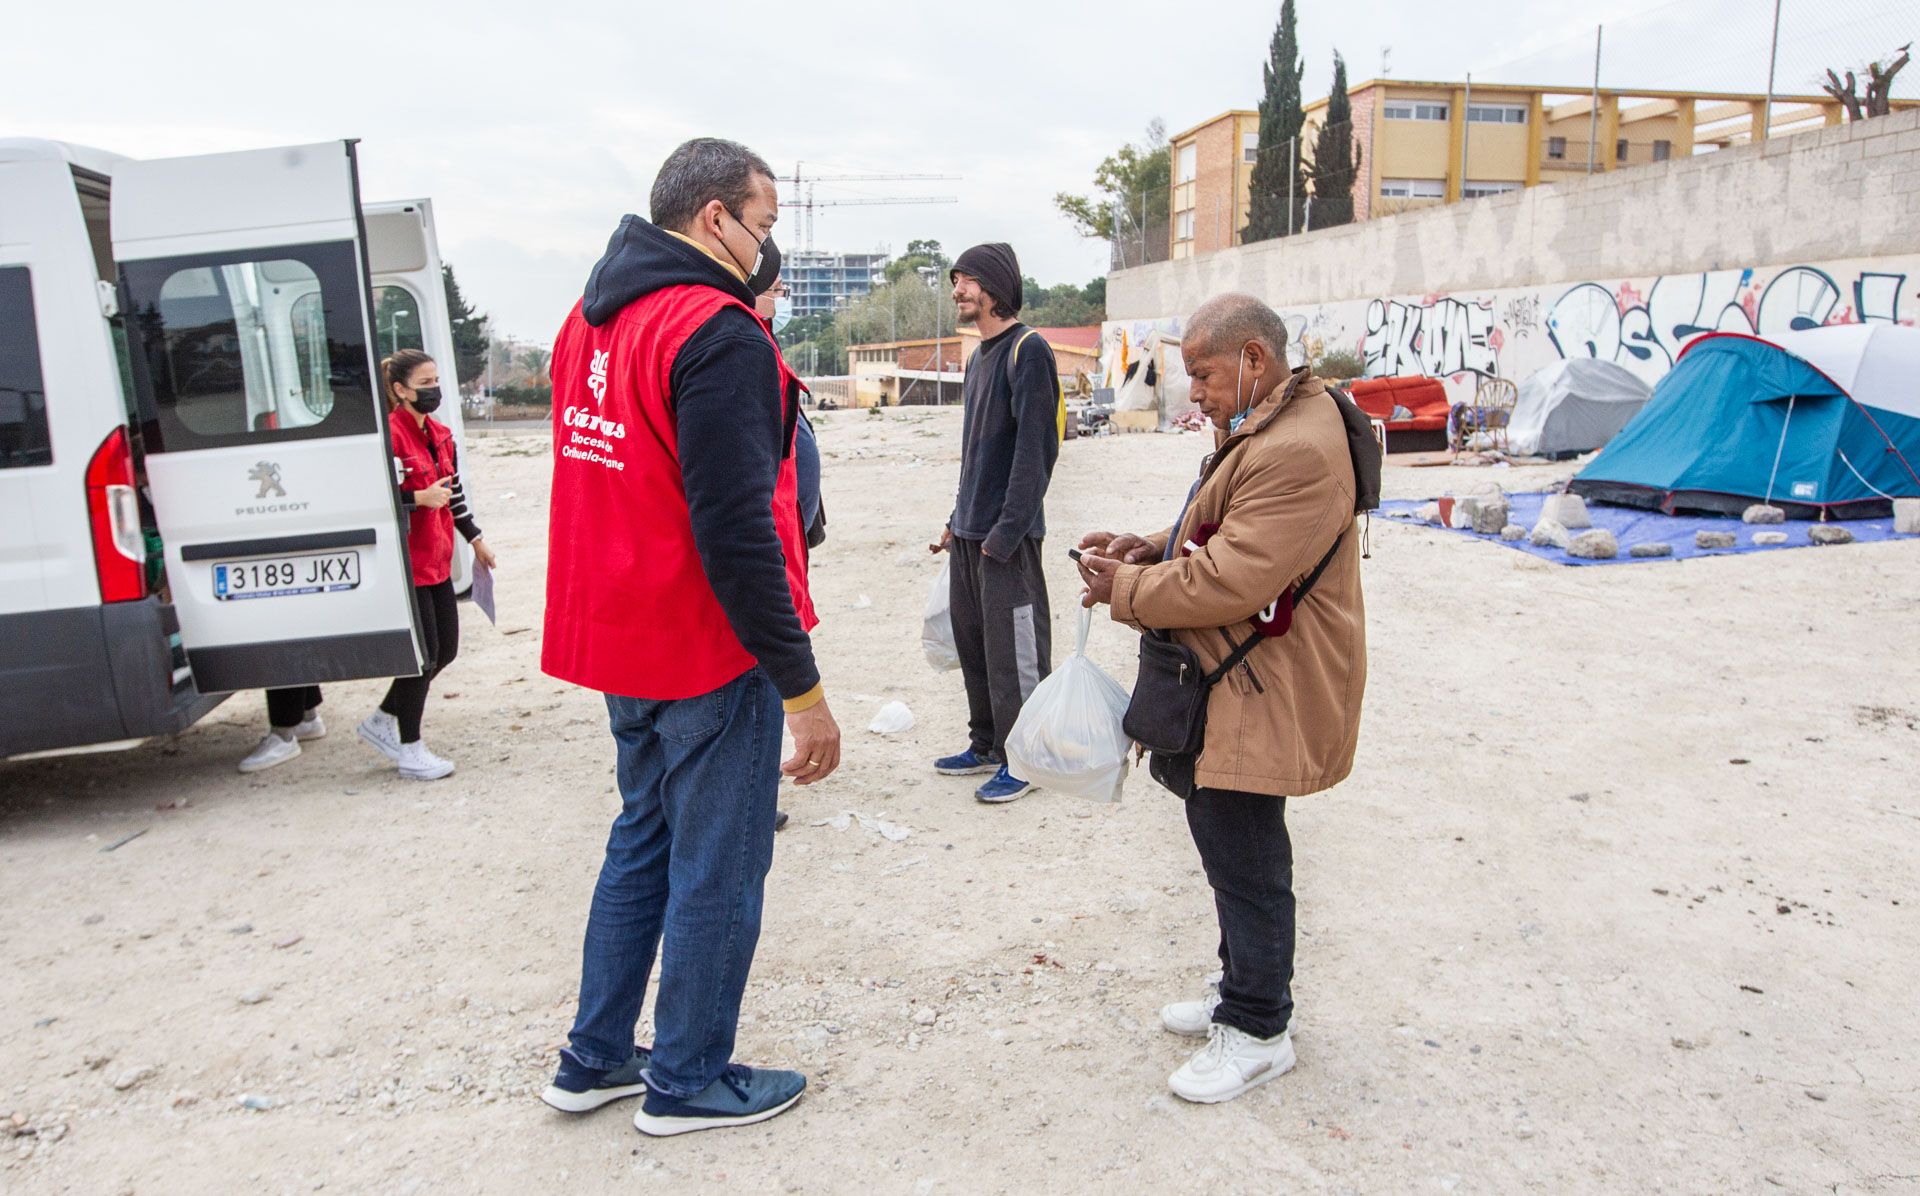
[1571,328,1920,518]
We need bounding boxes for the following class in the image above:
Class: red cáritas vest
[541,285,817,700]
[389,407,458,587]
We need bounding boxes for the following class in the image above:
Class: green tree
[372,287,422,357]
[520,346,551,381]
[1307,52,1362,230]
[884,238,951,285]
[1053,120,1170,263]
[1019,278,1107,328]
[441,264,490,389]
[1245,0,1307,241]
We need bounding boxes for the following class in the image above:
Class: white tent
[1508,358,1652,458]
[1767,323,1920,422]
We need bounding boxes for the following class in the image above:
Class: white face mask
[1228,344,1254,432]
[772,296,792,334]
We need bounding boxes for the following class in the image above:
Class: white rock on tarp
[1742,504,1786,524]
[1629,542,1672,558]
[1539,494,1592,530]
[1447,500,1476,530]
[1500,524,1527,542]
[868,702,915,734]
[1809,525,1855,546]
[1894,498,1920,536]
[1529,519,1572,549]
[1414,502,1441,525]
[1753,531,1789,546]
[1568,529,1619,559]
[1695,530,1738,550]
[1470,498,1511,535]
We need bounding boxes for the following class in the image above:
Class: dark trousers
[1186,789,1295,1040]
[379,579,459,743]
[948,536,1051,759]
[264,686,322,729]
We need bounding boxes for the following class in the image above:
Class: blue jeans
[565,668,783,1097]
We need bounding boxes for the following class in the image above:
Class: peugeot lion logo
[249,461,286,499]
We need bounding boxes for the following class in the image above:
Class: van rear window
[0,267,53,469]
[120,242,377,452]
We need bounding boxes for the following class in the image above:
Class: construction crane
[782,164,959,250]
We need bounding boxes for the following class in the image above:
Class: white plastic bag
[1003,609,1132,803]
[922,558,961,672]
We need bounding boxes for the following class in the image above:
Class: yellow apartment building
[1168,80,1917,257]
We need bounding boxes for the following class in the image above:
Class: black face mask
[726,208,780,295]
[410,386,443,414]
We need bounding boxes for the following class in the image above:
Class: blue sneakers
[974,766,1034,804]
[934,747,1000,776]
[634,1064,807,1137]
[541,1046,652,1113]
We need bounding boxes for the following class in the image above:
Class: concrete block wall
[1109,107,1920,320]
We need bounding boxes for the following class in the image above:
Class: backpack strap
[1004,327,1040,388]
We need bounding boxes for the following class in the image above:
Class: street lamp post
[388,309,411,355]
[917,266,944,406]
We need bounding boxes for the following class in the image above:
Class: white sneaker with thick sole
[238,732,302,774]
[356,711,403,761]
[1169,1024,1295,1104]
[397,740,455,781]
[292,711,326,741]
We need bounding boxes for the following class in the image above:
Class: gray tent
[1508,358,1652,458]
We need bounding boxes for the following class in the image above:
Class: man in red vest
[540,137,839,1137]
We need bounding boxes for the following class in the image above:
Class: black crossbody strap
[1201,531,1344,687]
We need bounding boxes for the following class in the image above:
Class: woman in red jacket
[356,349,497,780]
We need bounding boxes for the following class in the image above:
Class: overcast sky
[11,0,1912,340]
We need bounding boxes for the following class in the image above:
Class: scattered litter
[238,988,271,1006]
[273,934,304,950]
[99,828,149,853]
[497,491,517,501]
[869,701,915,735]
[237,1094,276,1112]
[812,810,913,842]
[850,595,873,610]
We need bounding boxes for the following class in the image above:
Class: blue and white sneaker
[540,1047,652,1113]
[934,747,999,776]
[633,1064,807,1137]
[974,766,1034,804]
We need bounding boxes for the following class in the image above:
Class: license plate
[213,551,360,601]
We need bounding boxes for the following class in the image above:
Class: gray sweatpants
[948,535,1052,760]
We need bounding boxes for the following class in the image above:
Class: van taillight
[86,427,147,604]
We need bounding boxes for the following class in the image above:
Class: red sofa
[1344,376,1450,453]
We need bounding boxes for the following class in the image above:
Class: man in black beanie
[928,242,1060,803]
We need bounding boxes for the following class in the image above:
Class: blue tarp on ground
[1380,492,1911,566]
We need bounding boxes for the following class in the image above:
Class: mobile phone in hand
[1068,548,1088,563]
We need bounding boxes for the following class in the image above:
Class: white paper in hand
[471,560,497,626]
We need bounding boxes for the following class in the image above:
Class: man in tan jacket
[1078,292,1366,1104]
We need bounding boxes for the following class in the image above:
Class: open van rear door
[112,141,424,693]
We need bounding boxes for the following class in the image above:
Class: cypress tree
[1244,0,1307,242]
[1309,53,1362,229]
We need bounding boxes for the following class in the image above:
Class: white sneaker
[1160,991,1223,1037]
[238,731,301,774]
[397,740,455,781]
[356,711,403,761]
[292,710,326,741]
[1168,1024,1295,1104]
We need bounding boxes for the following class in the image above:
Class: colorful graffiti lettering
[1364,297,1498,378]
[1547,266,1910,381]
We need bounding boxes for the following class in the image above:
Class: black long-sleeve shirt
[950,324,1059,560]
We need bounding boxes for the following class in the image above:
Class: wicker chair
[1455,377,1519,453]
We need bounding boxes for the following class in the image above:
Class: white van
[1,138,471,761]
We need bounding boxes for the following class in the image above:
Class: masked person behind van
[1075,293,1370,1107]
[540,137,839,1137]
[353,349,498,780]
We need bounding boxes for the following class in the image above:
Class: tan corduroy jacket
[1110,368,1367,796]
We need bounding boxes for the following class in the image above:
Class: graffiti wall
[1102,257,1920,397]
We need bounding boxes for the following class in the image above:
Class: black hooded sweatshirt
[579,215,817,702]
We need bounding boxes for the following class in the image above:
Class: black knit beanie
[949,243,1023,316]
